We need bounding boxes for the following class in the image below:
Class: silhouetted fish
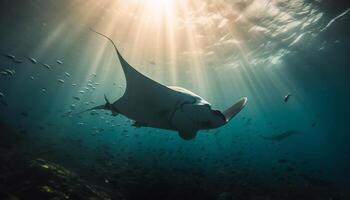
[261,130,301,142]
[284,93,291,102]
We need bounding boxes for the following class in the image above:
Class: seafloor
[1,121,348,200]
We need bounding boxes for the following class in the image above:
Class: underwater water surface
[0,0,350,199]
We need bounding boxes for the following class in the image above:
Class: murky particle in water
[77,122,84,125]
[94,83,100,85]
[30,76,35,80]
[104,179,109,184]
[84,102,89,105]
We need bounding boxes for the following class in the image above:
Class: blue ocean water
[0,0,349,199]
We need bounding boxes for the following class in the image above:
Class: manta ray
[82,29,247,140]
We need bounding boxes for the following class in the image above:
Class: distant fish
[72,96,80,101]
[72,83,77,86]
[0,92,4,98]
[14,59,23,64]
[1,69,15,76]
[42,88,46,92]
[4,54,15,59]
[79,90,85,94]
[91,73,97,77]
[42,63,51,69]
[149,60,156,65]
[261,130,301,142]
[311,121,317,127]
[65,72,70,77]
[58,79,65,84]
[30,76,35,80]
[21,112,29,117]
[57,60,63,64]
[284,93,291,102]
[28,57,38,64]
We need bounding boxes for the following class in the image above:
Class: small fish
[91,73,97,77]
[14,59,23,64]
[73,96,80,101]
[58,79,65,84]
[0,92,4,98]
[30,76,35,80]
[149,60,156,65]
[43,64,51,69]
[261,130,301,142]
[21,112,29,117]
[42,88,46,92]
[277,159,288,164]
[57,60,63,64]
[5,54,15,59]
[4,69,15,76]
[65,72,70,77]
[79,90,85,94]
[72,83,77,86]
[28,57,38,64]
[284,93,291,102]
[0,71,8,76]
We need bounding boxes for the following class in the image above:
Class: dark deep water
[0,0,350,199]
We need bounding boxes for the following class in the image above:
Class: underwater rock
[0,158,113,200]
[0,121,21,149]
